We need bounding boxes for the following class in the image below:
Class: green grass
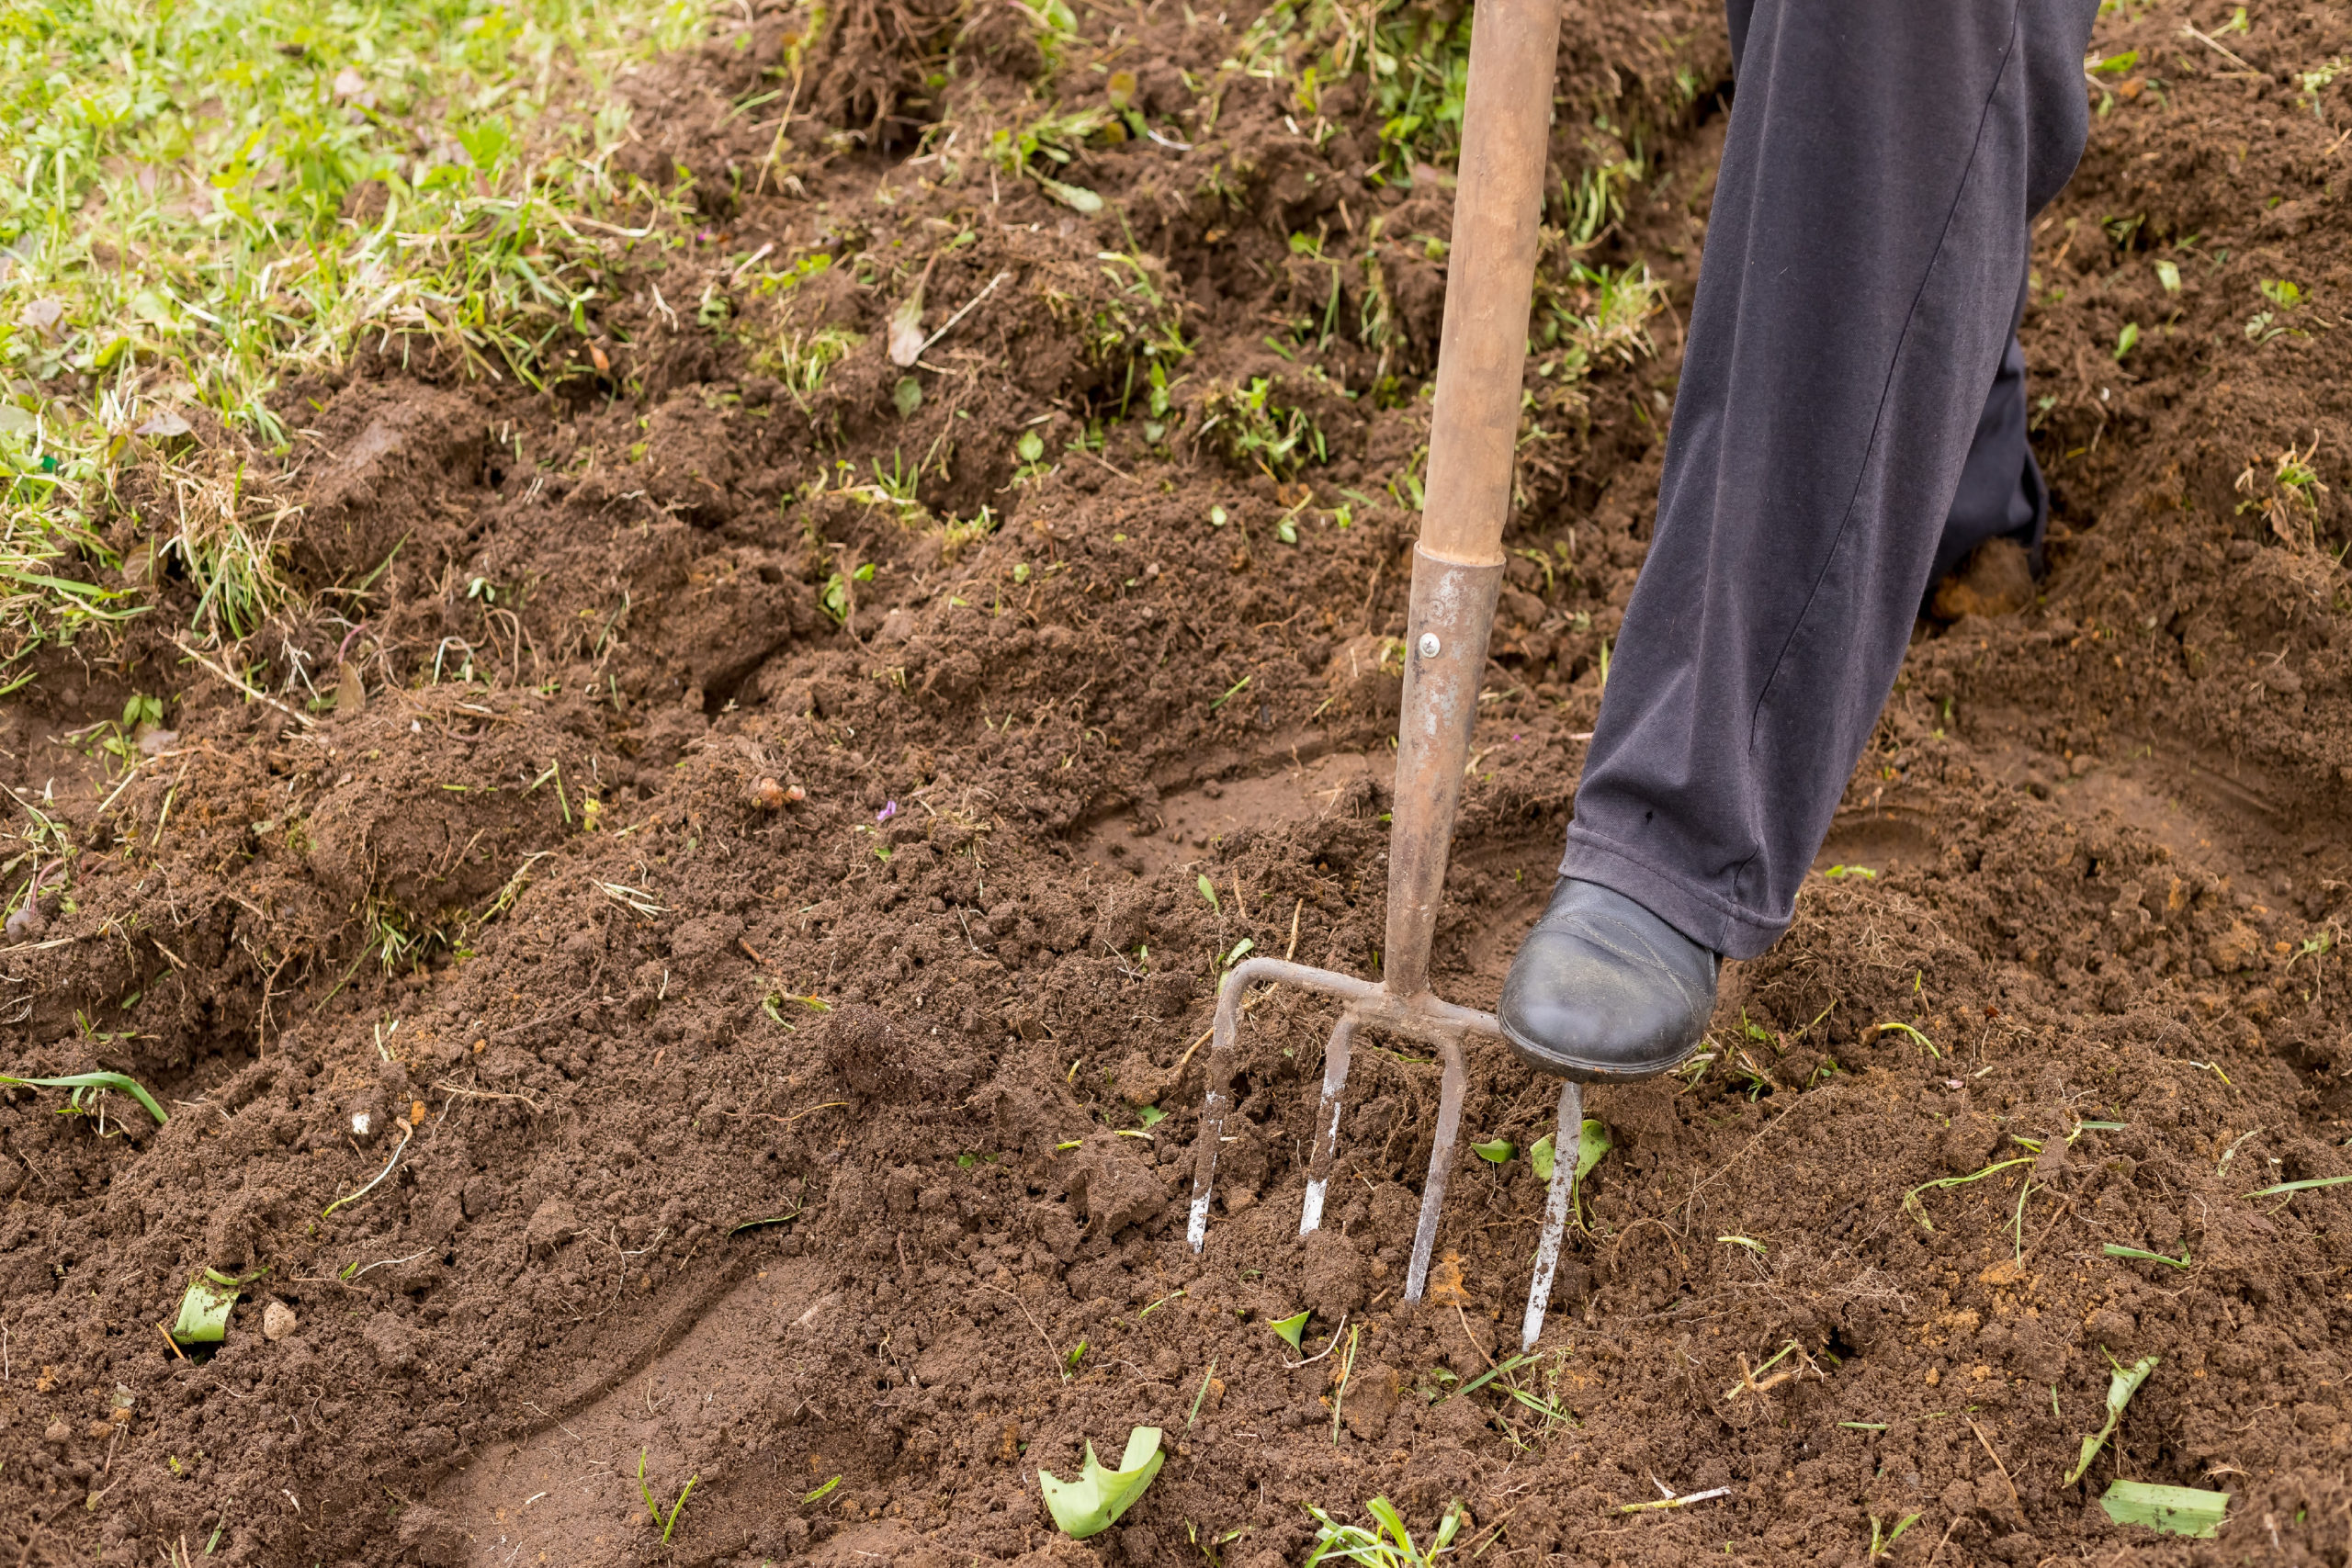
[1867,1512,1922,1561]
[1901,1155,2033,1231]
[0,1066,166,1124]
[637,1447,698,1545]
[0,0,705,679]
[1302,1496,1462,1568]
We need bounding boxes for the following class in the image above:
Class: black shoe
[1498,878,1719,1082]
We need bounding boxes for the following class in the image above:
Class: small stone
[263,1302,299,1341]
[43,1420,72,1445]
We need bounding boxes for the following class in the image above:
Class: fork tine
[1402,1033,1469,1303]
[1298,1012,1358,1238]
[1186,965,1256,1253]
[1521,1077,1583,1349]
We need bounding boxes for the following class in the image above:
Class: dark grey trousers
[1560,0,2101,960]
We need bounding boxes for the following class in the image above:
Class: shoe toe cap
[1498,925,1710,1078]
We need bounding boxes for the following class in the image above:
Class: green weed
[763,326,864,405]
[1359,5,1473,186]
[2299,56,2348,116]
[1902,1156,2032,1230]
[1302,1496,1462,1568]
[637,1448,698,1545]
[989,107,1114,210]
[1198,376,1325,476]
[1535,261,1670,369]
[1556,146,1645,250]
[0,1067,167,1127]
[1867,1512,1922,1561]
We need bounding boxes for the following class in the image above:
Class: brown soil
[5,2,2352,1564]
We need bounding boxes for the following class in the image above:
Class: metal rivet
[1418,632,1441,659]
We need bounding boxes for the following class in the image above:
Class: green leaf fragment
[1196,874,1220,912]
[2064,1353,2158,1485]
[1,1070,167,1125]
[1526,1119,1612,1184]
[1469,1137,1513,1164]
[1038,1426,1163,1539]
[1575,1117,1611,1181]
[171,1267,252,1345]
[1904,1156,2033,1230]
[2102,1243,2190,1269]
[2244,1172,2352,1198]
[2099,1479,2229,1539]
[1271,1310,1310,1349]
[1035,175,1103,213]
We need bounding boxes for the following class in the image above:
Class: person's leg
[1501,0,2098,1077]
[1932,324,2050,592]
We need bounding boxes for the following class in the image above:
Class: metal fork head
[1186,954,1583,1350]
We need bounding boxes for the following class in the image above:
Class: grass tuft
[0,0,706,677]
[636,1447,698,1545]
[1302,1496,1462,1568]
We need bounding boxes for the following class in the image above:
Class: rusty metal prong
[1299,1011,1359,1238]
[1185,964,1255,1254]
[1521,1077,1583,1349]
[1402,1031,1470,1303]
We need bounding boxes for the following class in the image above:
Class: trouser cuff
[1559,825,1788,961]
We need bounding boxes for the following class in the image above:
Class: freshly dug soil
[5,2,2352,1564]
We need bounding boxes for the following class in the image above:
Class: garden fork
[1185,0,1581,1351]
